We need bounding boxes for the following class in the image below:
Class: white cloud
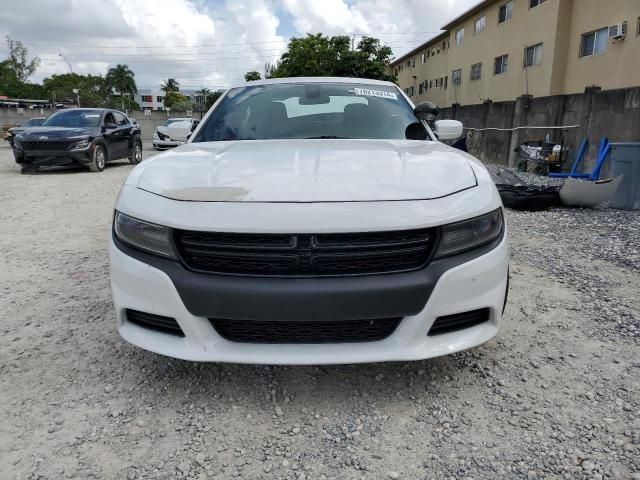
[0,0,478,89]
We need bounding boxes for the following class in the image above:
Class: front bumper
[152,139,183,149]
[13,144,93,165]
[109,231,509,364]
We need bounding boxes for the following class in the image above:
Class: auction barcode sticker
[353,88,398,100]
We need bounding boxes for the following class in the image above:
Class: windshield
[42,110,102,127]
[22,118,44,127]
[193,82,427,142]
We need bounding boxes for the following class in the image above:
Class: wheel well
[93,140,108,158]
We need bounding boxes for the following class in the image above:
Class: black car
[5,117,46,147]
[12,108,142,173]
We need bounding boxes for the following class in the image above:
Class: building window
[580,28,608,57]
[156,96,164,102]
[637,17,640,35]
[474,16,486,36]
[470,63,482,81]
[141,95,153,103]
[394,68,399,76]
[424,80,429,91]
[524,43,543,67]
[444,76,448,89]
[455,28,465,45]
[494,54,509,74]
[411,58,416,68]
[498,1,513,24]
[421,52,427,63]
[429,80,433,88]
[452,69,462,86]
[529,0,546,7]
[409,86,415,96]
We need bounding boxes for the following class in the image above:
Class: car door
[102,112,124,158]
[112,111,133,158]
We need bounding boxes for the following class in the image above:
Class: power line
[19,31,442,50]
[32,39,421,58]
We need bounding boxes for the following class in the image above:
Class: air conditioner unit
[608,21,627,39]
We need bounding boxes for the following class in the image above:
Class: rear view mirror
[434,120,464,140]
[299,96,330,105]
[414,101,439,120]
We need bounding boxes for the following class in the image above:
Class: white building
[135,89,166,111]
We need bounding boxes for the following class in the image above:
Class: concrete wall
[440,86,640,168]
[0,109,198,142]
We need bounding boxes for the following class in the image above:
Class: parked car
[110,77,508,364]
[152,117,199,150]
[4,117,46,147]
[12,108,142,173]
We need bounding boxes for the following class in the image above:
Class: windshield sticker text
[353,88,398,100]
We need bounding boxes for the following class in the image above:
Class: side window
[113,112,128,125]
[104,113,116,126]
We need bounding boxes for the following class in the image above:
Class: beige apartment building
[391,0,640,107]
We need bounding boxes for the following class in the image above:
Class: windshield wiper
[304,135,351,139]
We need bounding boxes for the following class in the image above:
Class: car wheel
[89,144,107,172]
[129,138,143,164]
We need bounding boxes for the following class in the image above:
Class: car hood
[136,139,478,202]
[19,126,98,139]
[157,125,190,141]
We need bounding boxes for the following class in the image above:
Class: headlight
[153,131,159,140]
[69,139,90,150]
[434,209,503,259]
[113,211,176,259]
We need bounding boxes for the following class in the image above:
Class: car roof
[231,76,397,89]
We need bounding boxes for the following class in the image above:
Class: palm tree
[195,87,210,112]
[160,78,180,93]
[105,64,137,110]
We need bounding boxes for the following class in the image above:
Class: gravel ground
[1,144,638,480]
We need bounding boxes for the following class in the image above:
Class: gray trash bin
[609,143,640,210]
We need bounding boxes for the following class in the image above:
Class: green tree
[270,34,395,81]
[5,36,40,82]
[43,73,109,107]
[160,78,180,93]
[164,90,192,111]
[244,71,261,82]
[105,64,137,110]
[205,91,223,110]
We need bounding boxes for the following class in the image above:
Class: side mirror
[414,101,439,120]
[434,120,464,140]
[103,122,117,130]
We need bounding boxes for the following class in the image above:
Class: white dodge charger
[110,77,508,364]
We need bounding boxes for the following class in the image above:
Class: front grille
[21,141,72,151]
[126,309,185,336]
[428,308,490,336]
[173,229,437,276]
[211,318,401,343]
